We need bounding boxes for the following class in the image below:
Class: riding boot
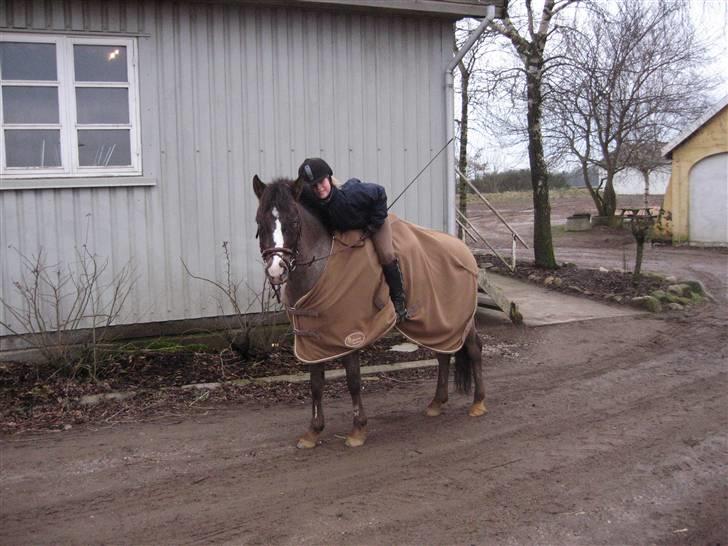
[382,259,410,323]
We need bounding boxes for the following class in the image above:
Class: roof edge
[247,0,504,18]
[662,95,728,159]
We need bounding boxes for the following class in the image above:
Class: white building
[0,0,504,350]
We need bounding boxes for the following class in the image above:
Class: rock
[667,284,692,297]
[679,279,705,295]
[613,295,624,303]
[568,285,584,293]
[389,342,419,353]
[690,292,704,304]
[79,390,138,406]
[631,296,662,313]
[667,303,684,311]
[599,267,609,273]
[665,275,677,283]
[651,289,668,302]
[528,273,540,282]
[552,277,563,287]
[544,276,555,286]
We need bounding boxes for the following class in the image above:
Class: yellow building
[662,96,728,245]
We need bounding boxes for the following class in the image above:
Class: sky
[467,0,728,172]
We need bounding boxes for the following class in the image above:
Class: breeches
[371,216,396,265]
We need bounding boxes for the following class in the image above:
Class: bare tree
[454,20,497,238]
[547,0,715,218]
[487,0,585,268]
[623,140,668,208]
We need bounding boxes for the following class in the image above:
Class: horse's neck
[284,204,330,306]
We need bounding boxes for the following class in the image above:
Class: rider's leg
[371,217,410,322]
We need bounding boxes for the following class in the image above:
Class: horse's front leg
[426,353,450,416]
[343,352,368,447]
[297,364,325,449]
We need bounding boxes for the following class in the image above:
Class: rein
[260,232,368,302]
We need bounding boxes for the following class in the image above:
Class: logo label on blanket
[344,331,366,348]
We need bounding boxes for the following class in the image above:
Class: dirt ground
[2,190,727,545]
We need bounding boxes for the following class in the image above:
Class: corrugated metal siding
[1,0,453,337]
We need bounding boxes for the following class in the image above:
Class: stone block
[566,214,592,231]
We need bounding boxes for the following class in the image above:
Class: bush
[470,169,570,193]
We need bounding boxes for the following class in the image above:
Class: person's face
[312,176,332,199]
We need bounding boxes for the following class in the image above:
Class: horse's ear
[253,175,266,200]
[292,177,304,201]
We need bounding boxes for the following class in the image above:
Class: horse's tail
[454,345,471,393]
[453,326,482,394]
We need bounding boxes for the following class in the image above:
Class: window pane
[78,129,131,166]
[75,88,129,124]
[4,130,62,167]
[0,42,57,81]
[74,45,127,82]
[3,86,59,123]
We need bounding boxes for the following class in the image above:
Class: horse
[252,175,486,448]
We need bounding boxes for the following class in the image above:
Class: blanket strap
[293,328,321,339]
[286,305,319,318]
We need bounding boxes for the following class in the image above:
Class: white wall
[0,1,453,338]
[612,166,671,195]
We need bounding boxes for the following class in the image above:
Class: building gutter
[444,6,496,234]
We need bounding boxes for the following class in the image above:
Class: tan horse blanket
[287,215,478,364]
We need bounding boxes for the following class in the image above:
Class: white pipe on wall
[444,5,496,235]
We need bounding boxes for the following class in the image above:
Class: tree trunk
[582,161,607,216]
[633,233,645,285]
[457,68,470,240]
[603,171,617,217]
[642,170,650,207]
[526,68,557,269]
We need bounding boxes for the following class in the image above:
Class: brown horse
[253,175,486,448]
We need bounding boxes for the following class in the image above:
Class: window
[0,34,141,180]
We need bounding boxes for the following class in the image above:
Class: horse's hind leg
[297,364,325,449]
[426,353,450,417]
[465,321,487,417]
[343,352,368,447]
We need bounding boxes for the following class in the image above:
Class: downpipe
[445,5,496,235]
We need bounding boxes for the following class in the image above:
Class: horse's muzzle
[264,254,290,285]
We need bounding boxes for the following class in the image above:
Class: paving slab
[481,272,645,326]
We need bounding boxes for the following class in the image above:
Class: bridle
[260,245,299,285]
[257,209,310,302]
[256,197,368,302]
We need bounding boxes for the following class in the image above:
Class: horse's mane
[263,178,332,232]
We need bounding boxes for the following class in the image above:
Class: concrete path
[480,272,645,327]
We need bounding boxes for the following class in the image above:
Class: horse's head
[253,175,305,286]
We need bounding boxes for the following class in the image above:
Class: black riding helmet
[298,158,333,185]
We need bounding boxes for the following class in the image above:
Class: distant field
[468,187,589,205]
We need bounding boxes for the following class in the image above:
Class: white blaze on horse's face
[267,207,287,280]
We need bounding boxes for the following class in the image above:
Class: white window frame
[0,32,142,181]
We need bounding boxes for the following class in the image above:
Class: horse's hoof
[296,431,320,449]
[345,428,367,447]
[425,402,443,417]
[468,401,487,417]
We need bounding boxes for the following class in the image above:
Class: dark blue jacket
[316,178,388,232]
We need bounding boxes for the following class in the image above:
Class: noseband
[258,209,306,299]
[260,245,299,285]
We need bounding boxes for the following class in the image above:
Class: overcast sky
[467,0,728,172]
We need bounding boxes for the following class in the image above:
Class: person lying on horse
[297,157,410,323]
